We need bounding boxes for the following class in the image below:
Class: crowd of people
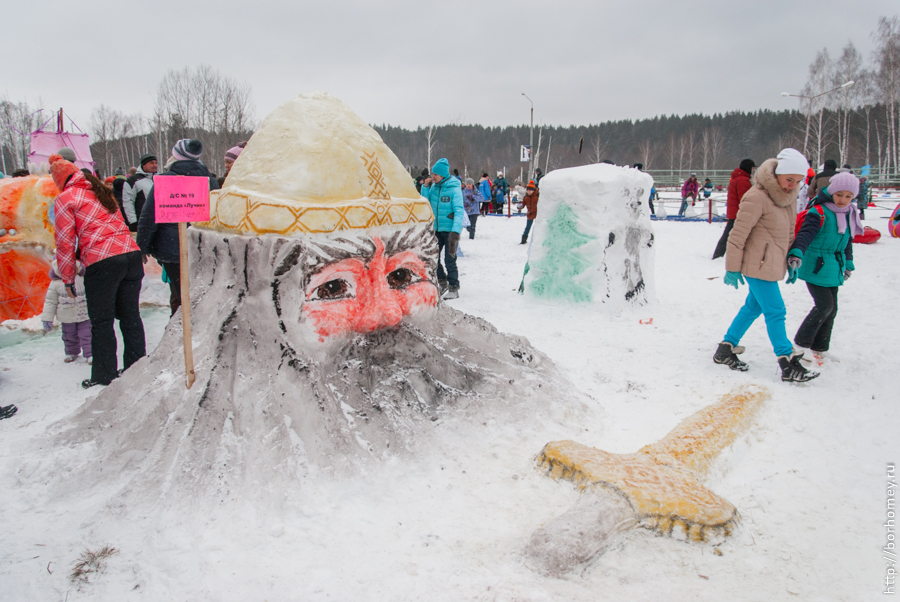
[0,139,226,402]
[419,159,543,300]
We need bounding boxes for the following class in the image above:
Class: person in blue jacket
[478,173,492,216]
[420,158,464,299]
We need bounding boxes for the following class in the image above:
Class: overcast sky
[2,0,896,132]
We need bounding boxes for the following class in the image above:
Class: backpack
[794,204,824,237]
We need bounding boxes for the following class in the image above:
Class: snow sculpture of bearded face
[272,224,439,340]
[42,93,582,516]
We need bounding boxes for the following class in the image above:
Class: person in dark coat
[712,159,755,259]
[518,181,539,244]
[137,139,219,316]
[112,168,128,218]
[806,159,837,200]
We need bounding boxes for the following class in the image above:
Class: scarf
[823,202,864,238]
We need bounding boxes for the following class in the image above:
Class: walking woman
[51,154,146,389]
[712,149,818,383]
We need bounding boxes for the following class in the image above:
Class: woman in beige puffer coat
[713,149,819,382]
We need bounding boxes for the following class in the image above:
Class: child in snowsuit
[786,171,862,364]
[493,186,506,214]
[41,259,92,363]
[462,178,484,239]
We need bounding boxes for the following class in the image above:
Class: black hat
[739,159,755,173]
[823,159,837,170]
[139,153,157,167]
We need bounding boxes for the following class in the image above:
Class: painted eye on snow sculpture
[306,269,358,302]
[312,279,351,300]
[386,267,417,290]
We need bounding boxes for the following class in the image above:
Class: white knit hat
[775,148,809,175]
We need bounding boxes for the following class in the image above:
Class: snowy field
[1,204,897,601]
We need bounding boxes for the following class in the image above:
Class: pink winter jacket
[681,178,699,198]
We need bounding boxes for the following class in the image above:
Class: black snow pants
[794,282,839,352]
[84,251,146,384]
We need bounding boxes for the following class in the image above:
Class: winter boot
[520,234,528,245]
[777,350,820,383]
[713,341,749,371]
[64,354,78,363]
[0,404,17,420]
[443,287,460,300]
[438,279,449,295]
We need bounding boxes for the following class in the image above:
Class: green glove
[724,271,745,289]
[786,255,801,284]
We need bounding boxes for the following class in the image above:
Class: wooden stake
[178,222,195,389]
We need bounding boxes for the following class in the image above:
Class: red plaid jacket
[54,172,139,285]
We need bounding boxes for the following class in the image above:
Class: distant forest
[374,105,898,182]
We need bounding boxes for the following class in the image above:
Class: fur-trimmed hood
[752,158,798,208]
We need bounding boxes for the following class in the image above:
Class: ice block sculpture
[522,164,655,306]
[0,175,57,321]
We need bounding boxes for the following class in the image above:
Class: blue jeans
[522,219,534,239]
[435,231,459,288]
[723,276,793,357]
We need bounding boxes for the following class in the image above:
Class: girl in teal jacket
[786,172,863,361]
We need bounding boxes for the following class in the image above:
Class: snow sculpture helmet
[195,92,439,341]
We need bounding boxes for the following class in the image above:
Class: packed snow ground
[1,204,897,601]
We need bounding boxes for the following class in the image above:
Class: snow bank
[523,164,655,307]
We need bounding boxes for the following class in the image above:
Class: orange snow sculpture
[0,175,58,321]
[527,385,770,575]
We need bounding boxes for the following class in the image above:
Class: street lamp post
[781,80,854,161]
[522,93,534,183]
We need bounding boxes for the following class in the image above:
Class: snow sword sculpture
[526,385,770,576]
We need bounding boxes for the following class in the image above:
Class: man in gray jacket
[122,153,157,232]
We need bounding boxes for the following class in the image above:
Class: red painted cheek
[394,283,438,316]
[304,299,360,339]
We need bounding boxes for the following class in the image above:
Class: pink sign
[154,176,211,223]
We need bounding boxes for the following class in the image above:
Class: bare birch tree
[152,65,255,175]
[873,16,900,171]
[425,125,437,169]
